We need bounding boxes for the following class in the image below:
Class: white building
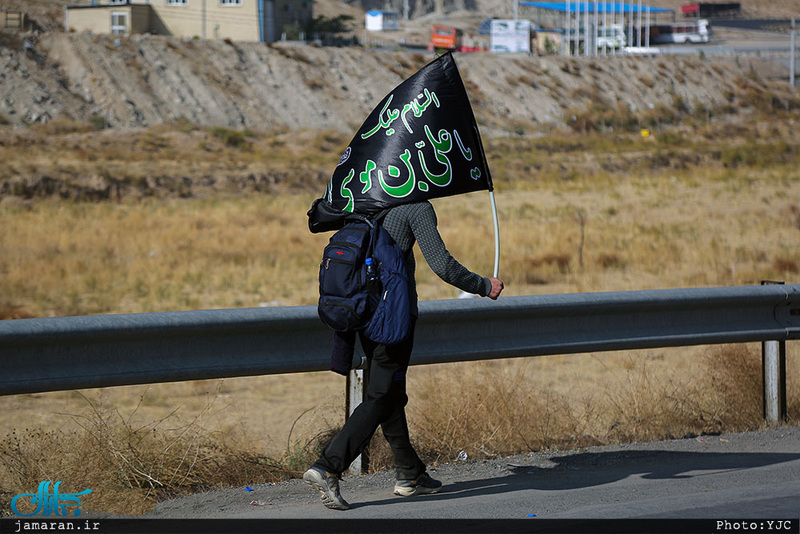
[365,10,400,31]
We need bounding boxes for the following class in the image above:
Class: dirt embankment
[1,30,785,134]
[0,27,797,203]
[0,22,800,203]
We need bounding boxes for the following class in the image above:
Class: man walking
[304,200,504,510]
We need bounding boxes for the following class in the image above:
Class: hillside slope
[1,31,790,137]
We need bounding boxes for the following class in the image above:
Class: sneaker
[393,472,442,497]
[303,467,350,510]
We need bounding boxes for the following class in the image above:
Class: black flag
[309,52,492,232]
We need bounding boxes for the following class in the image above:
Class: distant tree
[307,15,354,34]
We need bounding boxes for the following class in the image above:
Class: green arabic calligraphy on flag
[313,51,492,223]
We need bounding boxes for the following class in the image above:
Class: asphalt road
[712,19,795,33]
[639,22,796,81]
[652,22,793,55]
[145,426,800,522]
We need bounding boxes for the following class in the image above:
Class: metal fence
[1,284,798,466]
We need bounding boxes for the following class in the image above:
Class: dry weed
[0,388,295,515]
[408,360,594,463]
[700,344,765,429]
[600,357,711,443]
[398,343,793,468]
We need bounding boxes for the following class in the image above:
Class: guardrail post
[762,339,788,423]
[761,280,788,423]
[346,359,369,475]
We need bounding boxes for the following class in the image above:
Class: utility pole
[202,0,207,40]
[637,0,642,48]
[565,1,570,57]
[791,15,798,88]
[593,0,598,57]
[584,0,589,57]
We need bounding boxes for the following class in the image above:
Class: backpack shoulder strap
[372,208,392,226]
[343,213,374,228]
[361,209,392,258]
[367,208,397,259]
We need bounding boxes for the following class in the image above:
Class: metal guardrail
[2,284,797,474]
[1,284,798,396]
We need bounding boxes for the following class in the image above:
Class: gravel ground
[143,425,800,519]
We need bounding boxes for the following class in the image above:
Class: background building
[65,0,313,42]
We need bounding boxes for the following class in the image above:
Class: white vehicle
[651,19,710,44]
[623,46,661,56]
[596,25,627,49]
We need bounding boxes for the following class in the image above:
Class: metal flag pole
[489,190,500,278]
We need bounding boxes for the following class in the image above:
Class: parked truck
[429,25,463,51]
[650,19,711,44]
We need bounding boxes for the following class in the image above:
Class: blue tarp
[519,1,673,13]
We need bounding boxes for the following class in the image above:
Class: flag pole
[489,190,500,278]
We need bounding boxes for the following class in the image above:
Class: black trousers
[313,323,426,480]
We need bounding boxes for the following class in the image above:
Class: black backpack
[317,212,412,345]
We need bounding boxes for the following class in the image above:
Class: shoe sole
[303,469,350,510]
[393,485,441,497]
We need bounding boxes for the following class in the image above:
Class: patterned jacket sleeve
[409,202,491,297]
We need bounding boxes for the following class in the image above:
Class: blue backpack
[318,213,412,345]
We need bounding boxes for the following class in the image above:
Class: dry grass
[395,343,778,468]
[353,342,796,477]
[0,388,307,515]
[1,112,799,515]
[0,195,335,316]
[2,161,798,318]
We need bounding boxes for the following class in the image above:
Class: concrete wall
[67,6,123,35]
[153,1,260,41]
[66,5,150,36]
[130,5,152,34]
